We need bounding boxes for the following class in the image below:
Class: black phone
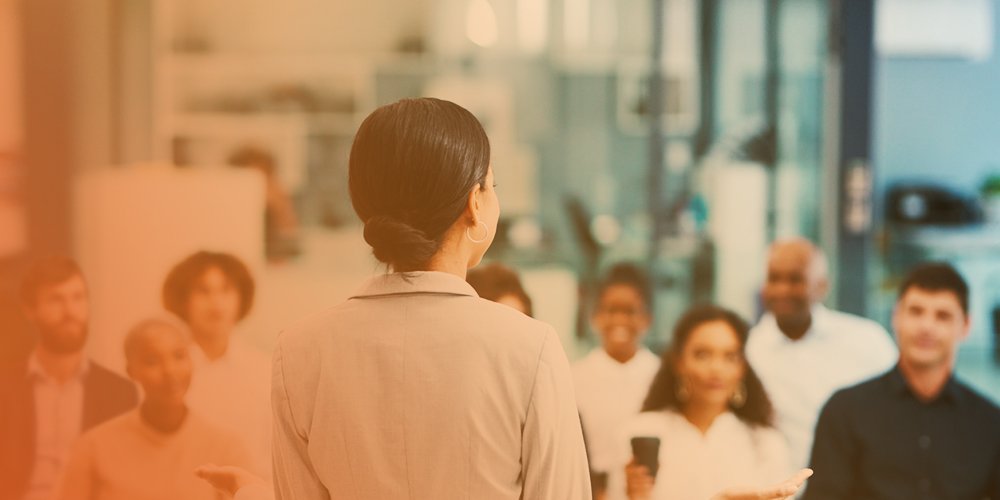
[630,436,661,479]
[590,471,608,493]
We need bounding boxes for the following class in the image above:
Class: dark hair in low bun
[349,98,491,272]
[362,215,438,272]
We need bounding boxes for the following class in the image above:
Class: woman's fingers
[194,463,264,496]
[711,469,813,500]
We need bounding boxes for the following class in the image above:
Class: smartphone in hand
[630,436,661,479]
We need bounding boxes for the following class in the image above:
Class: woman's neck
[140,400,188,434]
[681,399,727,435]
[605,346,638,364]
[423,258,467,279]
[423,237,471,279]
[193,333,230,361]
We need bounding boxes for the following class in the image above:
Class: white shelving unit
[150,0,382,223]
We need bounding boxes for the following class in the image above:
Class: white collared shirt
[746,304,897,469]
[186,338,272,477]
[606,410,791,500]
[573,347,660,473]
[23,352,89,500]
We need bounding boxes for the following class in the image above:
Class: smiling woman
[606,305,790,500]
[572,262,660,485]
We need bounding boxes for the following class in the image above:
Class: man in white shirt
[746,238,897,470]
[0,257,138,500]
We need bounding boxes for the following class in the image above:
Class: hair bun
[363,216,438,270]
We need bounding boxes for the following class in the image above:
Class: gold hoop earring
[731,382,747,408]
[676,379,690,403]
[466,221,489,243]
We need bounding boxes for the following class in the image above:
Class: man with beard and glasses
[0,256,138,500]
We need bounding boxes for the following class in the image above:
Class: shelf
[170,112,359,136]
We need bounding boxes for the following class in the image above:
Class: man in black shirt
[803,262,1000,500]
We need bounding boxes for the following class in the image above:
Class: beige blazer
[268,271,590,499]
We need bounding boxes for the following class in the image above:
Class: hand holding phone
[630,436,661,479]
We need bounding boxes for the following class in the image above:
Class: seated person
[466,262,533,316]
[609,305,791,500]
[573,263,662,491]
[803,263,1000,500]
[54,316,252,500]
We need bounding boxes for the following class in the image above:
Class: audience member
[573,263,661,494]
[609,305,790,500]
[466,262,533,316]
[803,263,1000,499]
[746,237,897,468]
[0,257,137,500]
[228,146,301,262]
[162,251,272,476]
[54,316,252,500]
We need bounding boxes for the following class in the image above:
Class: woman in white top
[162,252,272,477]
[609,305,792,500]
[572,263,661,492]
[198,98,811,500]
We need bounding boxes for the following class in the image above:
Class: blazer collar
[26,350,90,383]
[350,271,479,299]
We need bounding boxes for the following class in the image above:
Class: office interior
[1,0,998,400]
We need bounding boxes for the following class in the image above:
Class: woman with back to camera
[263,97,588,499]
[609,305,792,500]
[197,98,811,500]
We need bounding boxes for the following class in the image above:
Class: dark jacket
[0,359,138,499]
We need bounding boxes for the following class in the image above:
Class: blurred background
[1,0,998,398]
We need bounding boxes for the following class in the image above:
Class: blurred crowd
[2,234,996,500]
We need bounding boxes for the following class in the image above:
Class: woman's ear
[465,183,483,222]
